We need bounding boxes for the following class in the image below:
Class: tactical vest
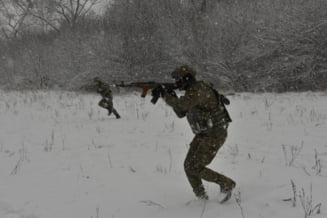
[97,82,113,99]
[186,81,231,134]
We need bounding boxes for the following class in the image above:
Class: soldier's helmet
[171,65,196,80]
[93,77,101,82]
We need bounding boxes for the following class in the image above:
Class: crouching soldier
[93,77,121,119]
[157,65,235,202]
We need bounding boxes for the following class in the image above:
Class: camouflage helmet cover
[93,77,101,82]
[171,65,196,80]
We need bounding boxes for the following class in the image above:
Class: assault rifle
[115,81,179,104]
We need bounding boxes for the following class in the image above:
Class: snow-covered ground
[0,90,326,218]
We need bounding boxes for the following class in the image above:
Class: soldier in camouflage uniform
[161,65,235,200]
[93,77,121,119]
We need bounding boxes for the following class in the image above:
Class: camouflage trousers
[184,126,235,198]
[98,98,120,118]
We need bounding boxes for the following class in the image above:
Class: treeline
[0,0,326,92]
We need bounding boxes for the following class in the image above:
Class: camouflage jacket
[96,82,113,100]
[164,81,231,134]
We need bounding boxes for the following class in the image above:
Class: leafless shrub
[44,130,55,152]
[107,151,113,168]
[139,200,166,209]
[155,164,167,174]
[281,142,304,166]
[264,97,274,110]
[234,190,245,218]
[291,179,297,207]
[11,146,26,175]
[312,149,322,176]
[88,139,97,150]
[299,184,321,218]
[264,112,273,131]
[199,198,207,218]
[129,166,136,173]
[61,137,65,151]
[95,125,101,134]
[91,207,100,218]
[228,144,239,163]
[285,181,322,218]
[168,148,172,173]
[301,166,311,176]
[88,108,95,120]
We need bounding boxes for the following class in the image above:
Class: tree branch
[30,13,61,32]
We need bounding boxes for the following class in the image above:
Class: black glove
[221,95,230,105]
[165,88,177,98]
[152,85,165,97]
[151,85,165,104]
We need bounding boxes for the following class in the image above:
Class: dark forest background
[1,0,327,92]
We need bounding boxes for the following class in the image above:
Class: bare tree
[52,0,99,28]
[24,0,100,32]
[0,0,32,38]
[103,0,172,79]
[27,0,61,33]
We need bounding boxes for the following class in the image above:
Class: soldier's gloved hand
[151,85,165,104]
[221,95,230,105]
[152,85,165,97]
[166,89,177,98]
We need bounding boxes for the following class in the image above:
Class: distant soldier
[93,77,121,119]
[154,65,235,202]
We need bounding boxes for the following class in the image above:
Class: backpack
[211,86,232,123]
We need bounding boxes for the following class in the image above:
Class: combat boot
[112,109,121,119]
[107,108,112,116]
[220,180,236,193]
[197,193,209,200]
[219,180,236,203]
[194,185,209,200]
